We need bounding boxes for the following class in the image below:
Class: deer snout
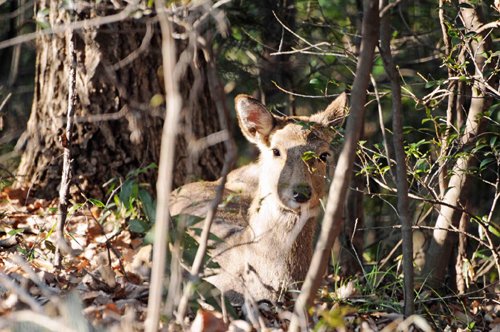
[293,184,312,203]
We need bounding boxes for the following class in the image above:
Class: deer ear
[309,92,349,127]
[235,94,275,145]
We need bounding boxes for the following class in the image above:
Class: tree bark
[421,0,496,288]
[15,1,227,199]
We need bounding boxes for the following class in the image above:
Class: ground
[0,187,499,331]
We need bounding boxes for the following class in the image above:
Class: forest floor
[0,186,499,331]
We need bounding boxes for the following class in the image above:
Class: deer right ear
[235,95,275,146]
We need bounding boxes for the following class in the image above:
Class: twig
[110,21,154,71]
[54,11,78,264]
[379,0,403,18]
[272,11,325,52]
[0,0,33,21]
[288,1,380,330]
[0,92,12,112]
[436,0,458,197]
[370,74,395,181]
[474,20,500,35]
[270,42,347,57]
[272,81,345,99]
[0,3,138,50]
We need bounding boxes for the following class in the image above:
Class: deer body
[170,93,347,304]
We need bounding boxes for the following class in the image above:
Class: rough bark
[15,1,226,199]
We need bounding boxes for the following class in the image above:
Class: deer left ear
[309,92,349,127]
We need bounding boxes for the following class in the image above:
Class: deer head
[235,93,348,216]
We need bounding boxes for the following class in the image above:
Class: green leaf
[479,158,494,170]
[150,94,164,107]
[139,189,156,223]
[88,198,106,208]
[488,224,500,238]
[119,179,137,208]
[128,219,149,234]
[302,151,318,162]
[490,136,498,148]
[8,228,24,236]
[231,27,242,41]
[68,202,84,215]
[309,78,321,85]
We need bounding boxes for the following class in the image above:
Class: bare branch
[380,1,415,316]
[272,81,345,99]
[0,4,138,50]
[55,12,78,263]
[144,2,182,330]
[289,1,380,330]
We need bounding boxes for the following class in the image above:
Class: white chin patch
[284,200,309,212]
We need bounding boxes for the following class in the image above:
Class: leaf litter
[0,187,498,331]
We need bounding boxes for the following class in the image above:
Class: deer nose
[293,184,312,203]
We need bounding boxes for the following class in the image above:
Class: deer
[170,92,348,305]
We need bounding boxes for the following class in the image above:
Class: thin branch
[272,11,326,52]
[0,4,138,50]
[270,42,347,57]
[144,2,182,331]
[176,142,235,323]
[474,20,500,35]
[379,0,403,18]
[110,21,154,71]
[380,1,415,315]
[0,92,12,112]
[55,12,78,264]
[272,81,345,99]
[370,74,395,181]
[288,1,380,330]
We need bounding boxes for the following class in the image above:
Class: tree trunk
[15,1,227,199]
[421,0,496,288]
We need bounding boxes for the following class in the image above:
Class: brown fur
[170,93,348,304]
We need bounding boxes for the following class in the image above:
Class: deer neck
[248,182,319,247]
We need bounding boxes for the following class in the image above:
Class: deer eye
[319,152,330,162]
[272,148,281,157]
